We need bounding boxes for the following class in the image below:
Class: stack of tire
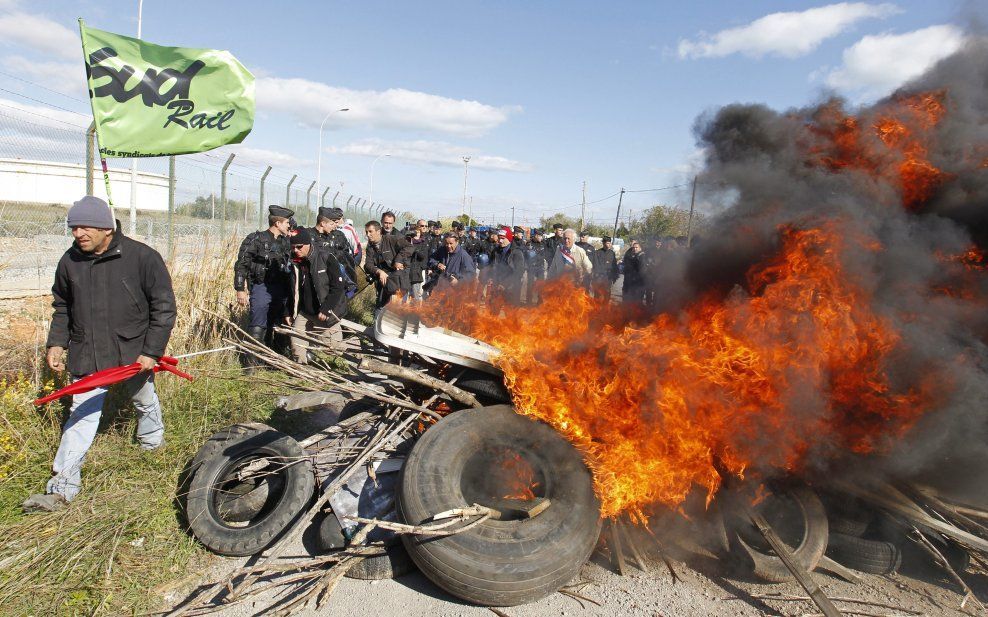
[183,405,603,607]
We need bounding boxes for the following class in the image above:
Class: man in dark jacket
[426,232,476,293]
[621,239,645,304]
[234,205,293,346]
[287,229,348,363]
[544,223,565,258]
[407,221,430,301]
[364,220,414,308]
[26,196,176,511]
[381,211,400,236]
[492,227,526,305]
[591,236,620,303]
[525,228,549,305]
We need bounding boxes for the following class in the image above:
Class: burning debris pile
[414,40,988,521]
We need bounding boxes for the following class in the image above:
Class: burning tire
[455,370,512,404]
[728,484,829,583]
[186,424,315,556]
[398,405,602,607]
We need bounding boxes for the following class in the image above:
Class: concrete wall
[0,158,169,211]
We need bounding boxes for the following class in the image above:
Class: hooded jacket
[47,232,176,376]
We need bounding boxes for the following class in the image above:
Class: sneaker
[22,493,68,513]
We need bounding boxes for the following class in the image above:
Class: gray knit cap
[67,196,114,229]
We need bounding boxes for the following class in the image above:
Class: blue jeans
[47,372,163,500]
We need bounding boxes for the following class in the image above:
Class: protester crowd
[233,205,695,368]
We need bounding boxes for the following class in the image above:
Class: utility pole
[611,188,625,240]
[686,175,698,247]
[461,156,471,217]
[511,206,515,227]
[579,180,586,232]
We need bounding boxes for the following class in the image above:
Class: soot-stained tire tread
[826,532,902,574]
[398,405,602,607]
[186,424,314,556]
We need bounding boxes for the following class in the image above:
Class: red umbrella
[33,355,193,406]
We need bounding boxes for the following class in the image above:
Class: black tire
[187,424,315,556]
[728,485,829,583]
[315,514,417,580]
[826,532,902,574]
[399,405,602,607]
[821,493,873,537]
[455,371,512,404]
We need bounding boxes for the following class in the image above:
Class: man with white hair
[547,228,592,285]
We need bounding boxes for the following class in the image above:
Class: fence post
[346,195,353,208]
[305,180,316,226]
[168,155,175,257]
[220,153,235,238]
[332,191,339,207]
[259,166,272,230]
[321,186,331,208]
[86,122,95,196]
[285,174,297,208]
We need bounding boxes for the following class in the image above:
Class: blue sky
[0,0,976,225]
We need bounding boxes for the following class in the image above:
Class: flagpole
[79,20,115,211]
[127,0,143,236]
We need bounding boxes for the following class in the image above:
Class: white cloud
[825,25,966,99]
[678,2,900,59]
[327,138,532,172]
[0,9,79,60]
[257,77,520,138]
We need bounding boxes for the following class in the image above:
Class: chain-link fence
[0,103,384,295]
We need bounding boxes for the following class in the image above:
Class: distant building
[0,158,168,211]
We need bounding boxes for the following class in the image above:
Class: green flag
[79,20,254,157]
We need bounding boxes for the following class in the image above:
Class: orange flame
[810,91,955,211]
[410,223,933,519]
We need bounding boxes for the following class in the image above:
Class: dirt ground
[163,399,988,617]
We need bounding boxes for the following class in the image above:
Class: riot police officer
[311,206,357,285]
[544,223,565,258]
[234,205,294,351]
[526,228,548,304]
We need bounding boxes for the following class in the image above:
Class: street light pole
[316,107,349,213]
[461,156,471,217]
[369,153,390,205]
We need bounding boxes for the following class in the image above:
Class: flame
[409,223,935,520]
[810,91,955,211]
[496,450,539,501]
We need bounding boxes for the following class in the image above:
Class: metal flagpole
[128,0,143,235]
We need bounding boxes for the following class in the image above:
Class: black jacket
[47,232,176,376]
[233,229,291,291]
[492,244,526,291]
[622,250,645,290]
[408,237,431,284]
[289,244,348,321]
[592,248,619,282]
[365,234,414,292]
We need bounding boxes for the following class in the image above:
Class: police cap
[318,206,344,220]
[269,205,294,218]
[552,223,564,230]
[602,235,612,243]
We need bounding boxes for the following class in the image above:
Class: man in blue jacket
[24,196,176,512]
[426,232,476,293]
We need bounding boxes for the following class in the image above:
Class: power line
[0,87,90,118]
[0,69,88,104]
[623,183,690,193]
